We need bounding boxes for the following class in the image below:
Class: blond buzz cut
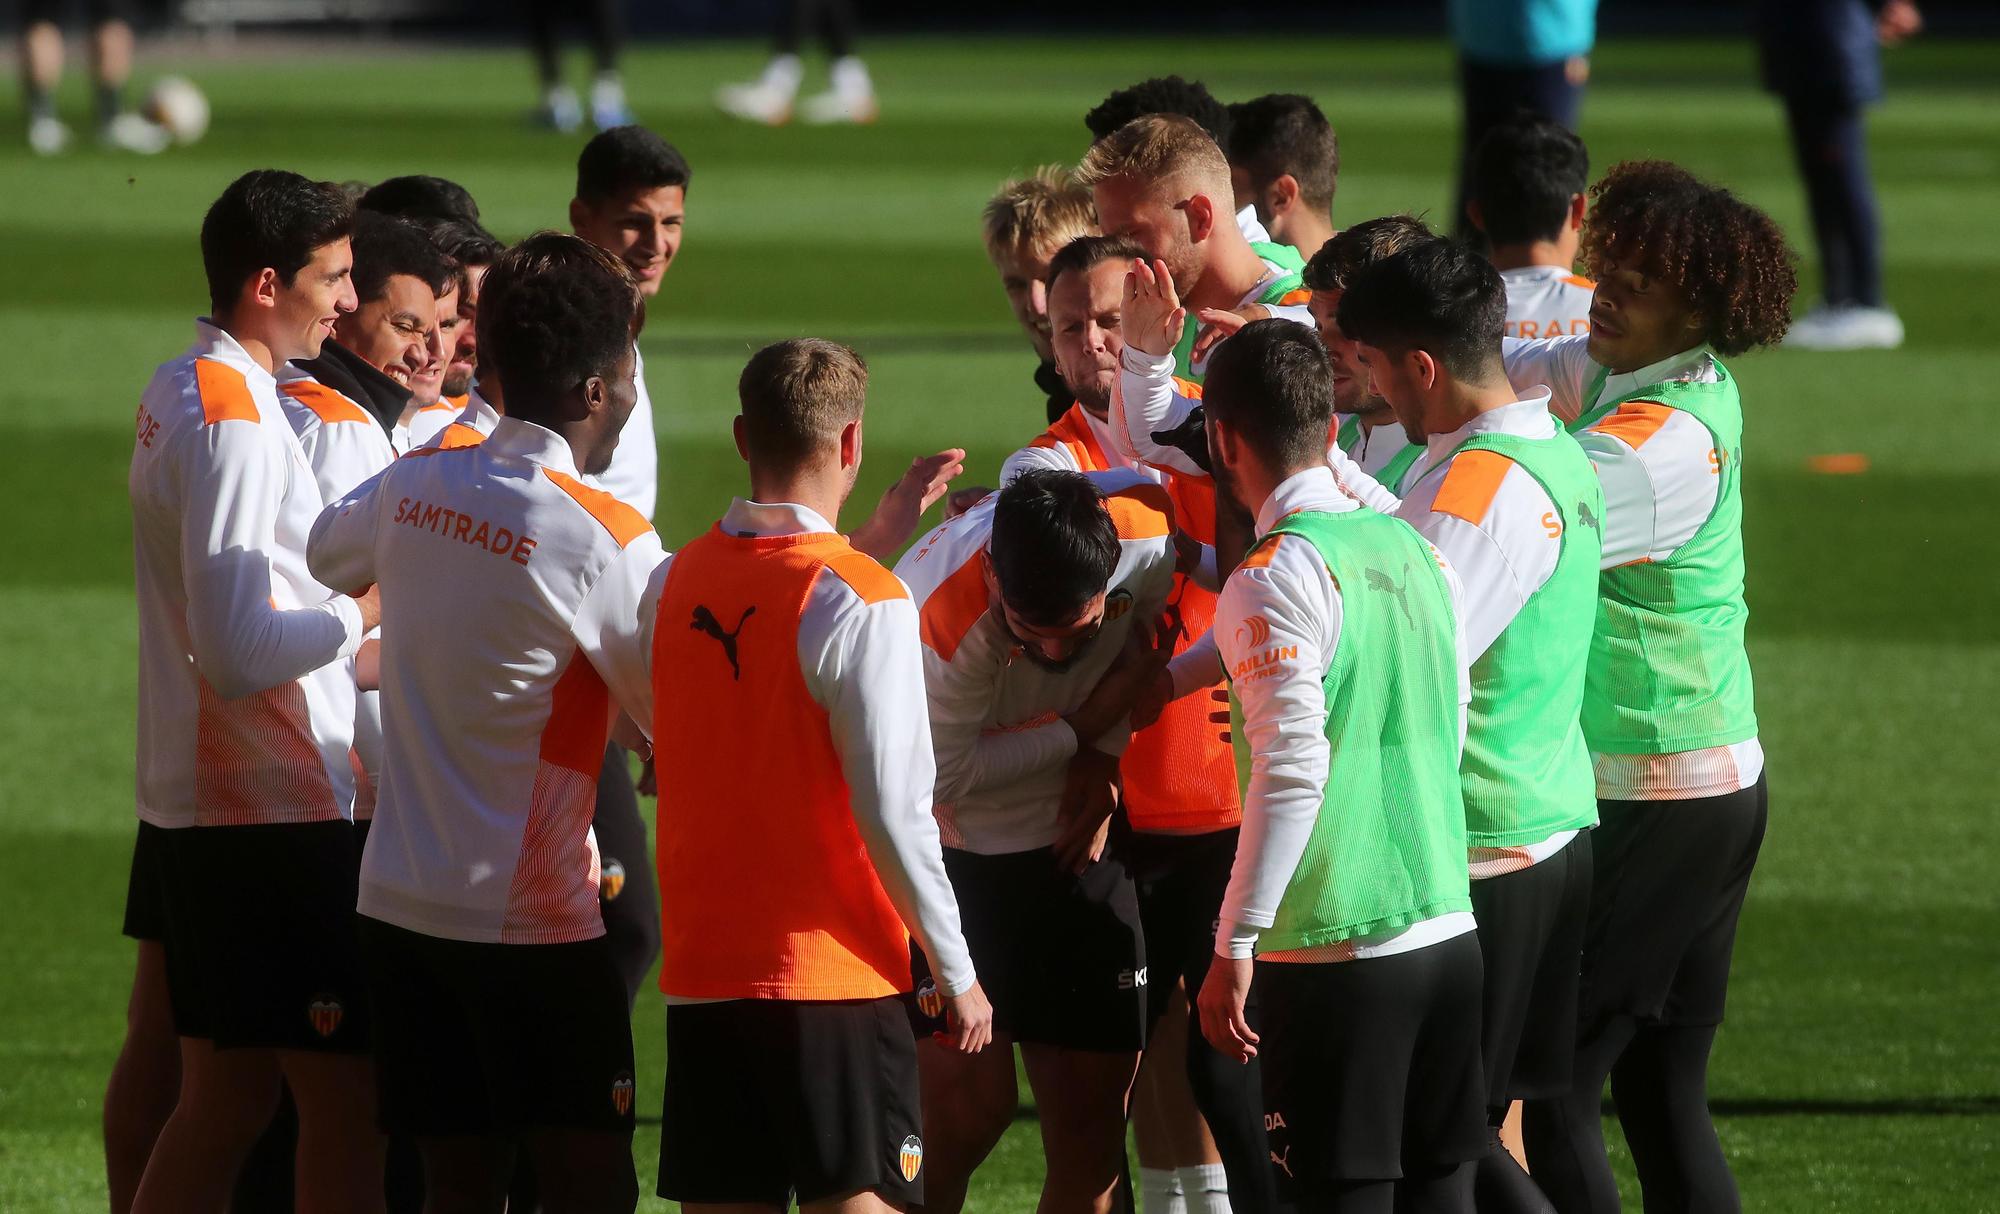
[981,165,1098,263]
[1075,113,1234,202]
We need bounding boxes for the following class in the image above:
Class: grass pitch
[1,31,1997,1212]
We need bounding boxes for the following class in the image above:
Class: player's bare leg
[1134,985,1220,1210]
[282,1050,386,1214]
[915,1034,1019,1214]
[130,1039,282,1214]
[523,1127,639,1214]
[103,941,179,1214]
[1022,1043,1142,1214]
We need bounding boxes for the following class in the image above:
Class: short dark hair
[1469,114,1589,247]
[737,339,868,466]
[1581,160,1798,355]
[410,215,505,270]
[1045,233,1149,292]
[200,169,354,316]
[990,470,1121,628]
[358,174,481,225]
[1227,94,1338,211]
[1085,76,1230,146]
[350,211,458,307]
[1302,214,1435,293]
[1338,238,1508,382]
[575,125,692,205]
[476,232,638,416]
[1202,319,1336,472]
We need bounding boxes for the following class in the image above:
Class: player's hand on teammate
[1053,746,1121,874]
[1124,258,1187,358]
[943,980,996,1054]
[849,447,967,559]
[1130,667,1176,732]
[1209,687,1232,744]
[354,637,382,692]
[1064,618,1175,743]
[945,485,993,518]
[353,584,383,632]
[1189,304,1269,365]
[1197,952,1260,1062]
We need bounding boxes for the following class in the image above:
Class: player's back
[1501,265,1595,340]
[352,418,658,945]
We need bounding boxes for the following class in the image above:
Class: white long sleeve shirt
[653,500,977,999]
[1502,337,1764,798]
[420,383,500,449]
[309,417,664,944]
[1501,265,1595,341]
[130,321,366,829]
[1213,465,1475,961]
[895,470,1178,854]
[586,343,658,520]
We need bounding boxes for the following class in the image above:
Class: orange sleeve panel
[1588,401,1676,451]
[195,360,258,425]
[279,380,372,426]
[1240,534,1283,570]
[1431,449,1515,527]
[822,550,909,605]
[1104,480,1175,540]
[917,551,989,662]
[541,468,652,547]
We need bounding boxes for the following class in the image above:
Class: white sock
[1179,1163,1231,1214]
[829,55,873,98]
[760,54,804,95]
[1139,1166,1187,1214]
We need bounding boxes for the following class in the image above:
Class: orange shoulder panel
[1275,287,1311,306]
[541,468,652,547]
[1241,534,1283,570]
[1169,376,1205,400]
[195,360,258,425]
[917,551,989,662]
[822,550,909,606]
[444,394,470,410]
[1431,449,1516,527]
[434,424,486,450]
[1563,274,1596,289]
[1104,480,1174,540]
[1588,401,1675,451]
[416,399,458,415]
[279,380,372,426]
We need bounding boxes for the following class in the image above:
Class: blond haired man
[982,166,1099,423]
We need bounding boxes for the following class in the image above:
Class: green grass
[2,31,1998,1212]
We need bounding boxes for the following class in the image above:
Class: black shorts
[659,997,923,1207]
[158,820,369,1052]
[121,821,171,941]
[1124,826,1239,1024]
[1258,932,1487,1192]
[360,917,636,1137]
[1469,833,1593,1107]
[910,846,1146,1052]
[1576,775,1768,1073]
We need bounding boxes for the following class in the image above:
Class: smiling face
[442,263,485,398]
[335,272,437,390]
[406,281,460,406]
[571,184,685,298]
[1307,287,1381,417]
[1586,254,1706,374]
[1048,258,1127,416]
[992,241,1059,362]
[273,238,357,364]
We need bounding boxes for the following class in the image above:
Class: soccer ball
[143,76,210,146]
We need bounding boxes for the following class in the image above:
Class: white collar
[1424,388,1556,465]
[191,318,275,387]
[1236,204,1273,246]
[1253,464,1360,534]
[483,417,581,476]
[720,498,838,539]
[1599,344,1716,408]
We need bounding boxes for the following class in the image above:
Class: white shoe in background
[29,113,73,156]
[100,111,172,154]
[540,84,583,133]
[591,73,636,130]
[1786,302,1905,351]
[717,54,802,126]
[800,56,878,125]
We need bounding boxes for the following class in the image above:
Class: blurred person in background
[526,0,634,133]
[716,0,878,125]
[1227,93,1340,264]
[1448,0,1598,244]
[19,0,169,154]
[1759,0,1920,350]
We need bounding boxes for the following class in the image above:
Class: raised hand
[849,447,967,559]
[1124,258,1188,358]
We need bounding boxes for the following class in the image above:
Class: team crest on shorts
[600,860,626,902]
[915,978,944,1019]
[610,1071,635,1116]
[307,996,343,1038]
[1103,588,1134,622]
[898,1134,924,1182]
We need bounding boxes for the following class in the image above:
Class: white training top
[1501,336,1764,799]
[894,469,1177,855]
[653,499,978,1000]
[1393,390,1586,872]
[130,320,365,829]
[586,343,659,521]
[420,383,500,450]
[276,365,400,821]
[1338,414,1421,491]
[1500,264,1596,342]
[396,397,463,454]
[309,417,664,945]
[1213,464,1474,963]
